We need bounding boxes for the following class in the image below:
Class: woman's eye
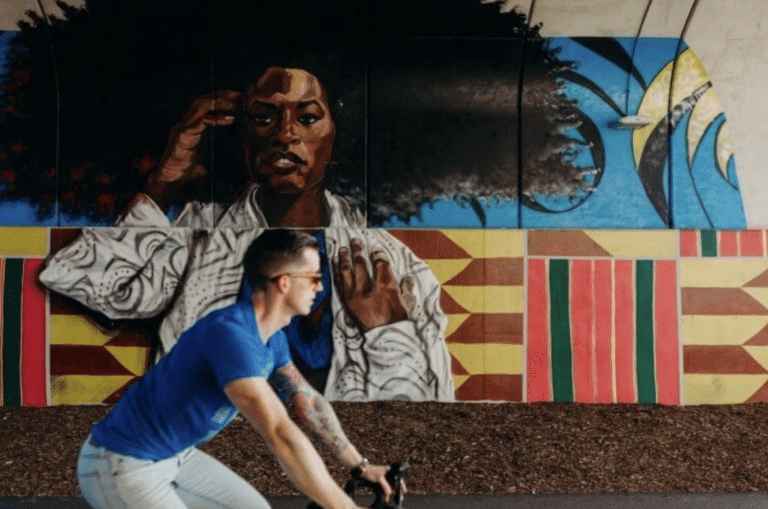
[298,115,319,125]
[248,114,273,126]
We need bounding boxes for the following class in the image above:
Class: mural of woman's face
[243,67,336,195]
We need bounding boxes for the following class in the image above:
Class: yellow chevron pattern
[441,230,524,258]
[417,230,524,400]
[682,315,768,346]
[681,260,768,287]
[448,343,523,375]
[682,258,768,404]
[51,375,135,405]
[50,315,118,346]
[685,375,768,405]
[441,286,524,314]
[528,230,677,258]
[50,314,151,405]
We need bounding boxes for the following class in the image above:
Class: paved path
[3,493,768,509]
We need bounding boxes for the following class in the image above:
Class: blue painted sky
[384,37,747,229]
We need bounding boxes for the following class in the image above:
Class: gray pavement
[4,494,768,509]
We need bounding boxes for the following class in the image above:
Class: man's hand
[356,464,408,504]
[334,238,416,332]
[143,89,242,209]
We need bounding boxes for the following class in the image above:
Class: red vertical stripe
[594,260,614,403]
[654,260,679,405]
[679,231,699,257]
[614,260,636,403]
[570,260,594,403]
[526,259,551,402]
[719,231,738,256]
[740,230,764,256]
[21,259,47,406]
[0,258,3,405]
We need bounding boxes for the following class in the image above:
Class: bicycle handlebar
[307,460,410,509]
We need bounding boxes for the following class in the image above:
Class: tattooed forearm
[298,390,351,456]
[271,364,352,457]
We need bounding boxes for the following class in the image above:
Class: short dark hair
[243,229,319,291]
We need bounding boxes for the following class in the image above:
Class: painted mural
[522,38,744,229]
[40,225,455,403]
[372,36,745,229]
[0,1,747,229]
[681,255,768,404]
[0,1,456,404]
[526,231,680,404]
[9,226,768,406]
[0,0,758,407]
[43,229,525,405]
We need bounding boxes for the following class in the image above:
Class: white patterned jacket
[40,185,454,402]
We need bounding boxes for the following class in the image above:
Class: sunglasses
[271,272,323,286]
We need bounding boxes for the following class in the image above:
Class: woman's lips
[273,157,300,171]
[262,152,306,174]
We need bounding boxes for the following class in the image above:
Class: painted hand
[334,238,416,332]
[152,89,242,186]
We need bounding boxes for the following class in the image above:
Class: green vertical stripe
[549,260,573,403]
[635,260,656,404]
[701,230,717,257]
[2,259,23,406]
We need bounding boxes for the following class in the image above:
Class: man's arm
[271,363,394,498]
[224,376,362,509]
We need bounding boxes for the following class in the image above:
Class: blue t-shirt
[91,300,292,461]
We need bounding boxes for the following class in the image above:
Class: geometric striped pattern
[681,230,768,257]
[389,230,524,401]
[0,258,48,406]
[527,258,680,404]
[18,226,768,405]
[49,309,152,405]
[682,258,768,404]
[48,228,153,405]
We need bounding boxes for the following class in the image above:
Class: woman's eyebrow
[297,99,324,109]
[246,99,324,112]
[248,100,278,111]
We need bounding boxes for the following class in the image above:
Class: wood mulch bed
[2,401,768,497]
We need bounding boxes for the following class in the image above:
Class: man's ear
[274,274,291,294]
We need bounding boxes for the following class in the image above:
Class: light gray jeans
[77,434,272,509]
